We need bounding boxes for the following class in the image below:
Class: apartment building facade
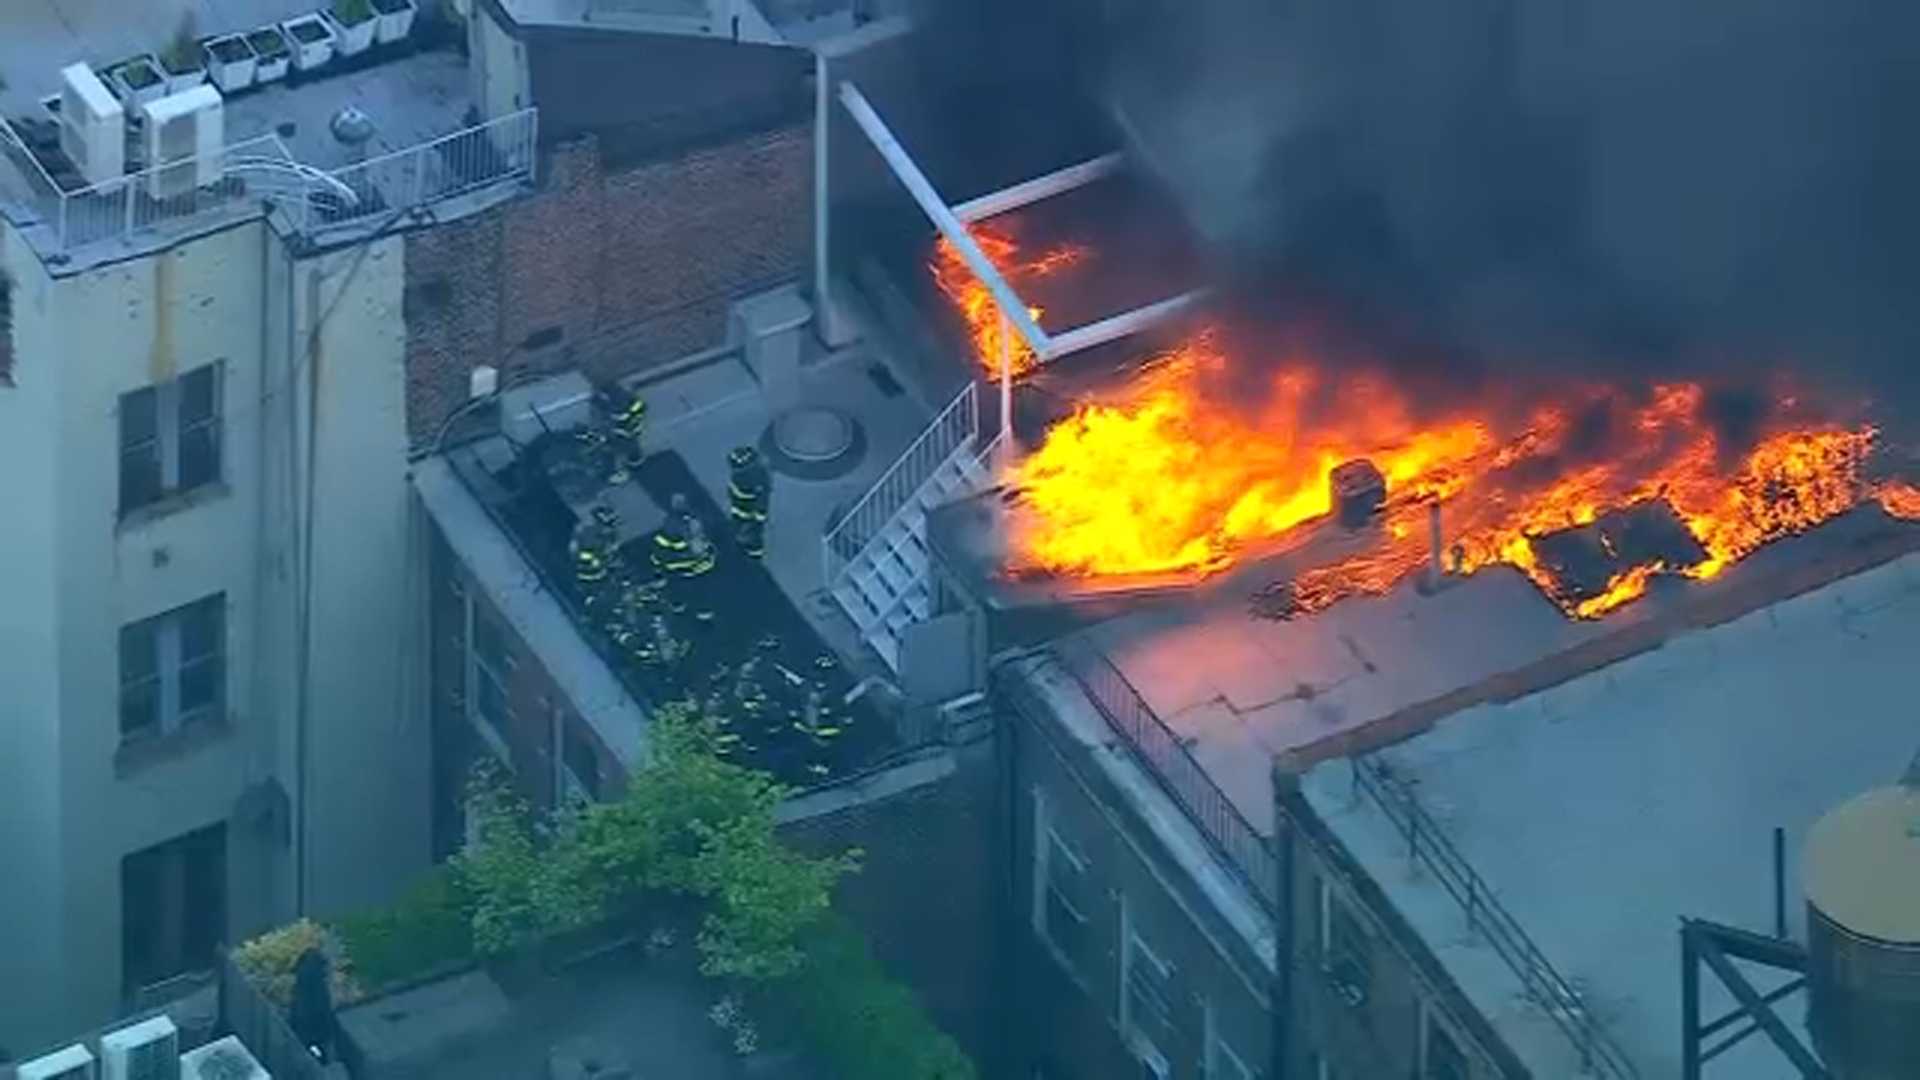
[0,196,432,1053]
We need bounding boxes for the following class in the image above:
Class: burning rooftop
[926,221,1920,623]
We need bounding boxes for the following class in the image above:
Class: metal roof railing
[1352,754,1640,1079]
[1052,636,1281,916]
[0,106,537,255]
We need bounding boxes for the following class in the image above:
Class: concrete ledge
[411,456,650,768]
[1285,518,1920,767]
[774,746,955,825]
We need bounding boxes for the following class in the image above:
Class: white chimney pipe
[469,364,499,401]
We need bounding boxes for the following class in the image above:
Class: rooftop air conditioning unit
[17,1043,98,1080]
[58,63,125,186]
[177,1036,269,1080]
[500,370,594,446]
[100,1015,181,1080]
[141,84,225,200]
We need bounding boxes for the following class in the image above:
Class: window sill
[117,481,231,534]
[115,713,232,778]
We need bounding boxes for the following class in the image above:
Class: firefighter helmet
[728,445,759,469]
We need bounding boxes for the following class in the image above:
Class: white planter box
[249,30,291,83]
[111,56,167,107]
[327,10,378,56]
[373,0,417,44]
[162,66,207,96]
[204,36,257,94]
[281,14,336,71]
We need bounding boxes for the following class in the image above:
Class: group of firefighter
[564,385,846,778]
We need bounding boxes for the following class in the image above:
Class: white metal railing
[54,133,294,249]
[823,380,979,585]
[1353,756,1639,1079]
[0,107,537,253]
[0,115,67,214]
[309,107,537,234]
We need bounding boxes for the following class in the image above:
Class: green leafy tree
[453,763,601,954]
[689,813,860,980]
[776,915,977,1080]
[456,702,860,978]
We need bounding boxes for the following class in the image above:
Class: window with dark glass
[0,271,15,385]
[1041,829,1091,972]
[1324,884,1372,1007]
[118,594,226,743]
[119,363,223,515]
[469,600,514,763]
[1125,929,1176,1040]
[563,721,600,800]
[1424,1011,1470,1080]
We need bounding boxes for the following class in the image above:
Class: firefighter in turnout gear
[650,494,708,577]
[726,446,771,559]
[605,391,648,486]
[574,421,614,485]
[792,682,843,780]
[650,493,716,622]
[570,503,620,607]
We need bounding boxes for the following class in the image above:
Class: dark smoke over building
[909,0,1920,416]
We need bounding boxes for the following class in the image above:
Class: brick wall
[404,120,812,447]
[1281,792,1525,1080]
[1007,690,1277,1080]
[778,744,1006,1073]
[426,515,622,859]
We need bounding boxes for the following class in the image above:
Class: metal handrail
[1054,637,1281,915]
[4,106,537,253]
[50,133,292,249]
[821,380,978,585]
[0,115,66,211]
[313,107,538,234]
[1352,755,1640,1078]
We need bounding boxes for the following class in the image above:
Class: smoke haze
[915,0,1920,417]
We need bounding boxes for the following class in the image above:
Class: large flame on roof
[930,234,1920,619]
[929,223,1085,380]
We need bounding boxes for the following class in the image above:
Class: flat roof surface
[223,47,480,173]
[1298,549,1920,1078]
[950,499,1920,850]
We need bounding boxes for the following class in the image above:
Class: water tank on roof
[1803,780,1920,1080]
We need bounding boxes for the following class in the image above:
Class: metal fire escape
[822,382,992,671]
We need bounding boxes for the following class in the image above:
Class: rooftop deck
[0,10,533,270]
[420,329,955,790]
[1297,549,1920,1078]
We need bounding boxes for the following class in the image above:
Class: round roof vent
[329,105,375,149]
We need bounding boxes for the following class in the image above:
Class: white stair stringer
[829,434,991,672]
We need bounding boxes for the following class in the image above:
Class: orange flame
[963,314,1918,621]
[929,223,1085,379]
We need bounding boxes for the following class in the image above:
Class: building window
[119,594,226,743]
[0,270,14,386]
[1204,1001,1258,1080]
[1321,879,1372,1008]
[121,822,226,995]
[1121,899,1177,1075]
[1422,1006,1471,1080]
[1032,790,1092,979]
[468,596,514,766]
[552,707,599,806]
[119,363,223,515]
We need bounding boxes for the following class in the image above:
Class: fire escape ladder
[824,383,991,671]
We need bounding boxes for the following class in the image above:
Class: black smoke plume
[905,0,1920,426]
